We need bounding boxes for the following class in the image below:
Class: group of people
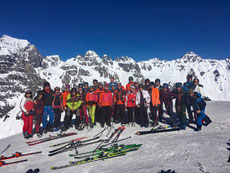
[20,74,212,139]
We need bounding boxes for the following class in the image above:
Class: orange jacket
[62,91,70,107]
[86,91,98,106]
[114,89,126,105]
[99,90,113,107]
[151,88,160,106]
[125,82,134,91]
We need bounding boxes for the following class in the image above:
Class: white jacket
[20,97,32,112]
[194,85,205,98]
[136,90,150,105]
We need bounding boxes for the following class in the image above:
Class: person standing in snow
[93,79,98,91]
[41,82,55,133]
[98,83,113,127]
[183,74,195,123]
[82,82,89,125]
[189,91,212,131]
[62,84,71,130]
[109,76,117,90]
[126,76,135,91]
[33,91,44,138]
[193,78,205,98]
[65,88,82,130]
[113,82,126,124]
[149,82,160,126]
[144,78,151,92]
[52,87,63,132]
[126,84,137,125]
[86,86,98,128]
[95,82,104,123]
[155,79,163,121]
[136,84,151,127]
[20,90,34,139]
[160,83,178,125]
[173,83,187,129]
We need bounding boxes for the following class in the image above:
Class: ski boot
[23,132,29,139]
[203,116,212,126]
[195,125,202,131]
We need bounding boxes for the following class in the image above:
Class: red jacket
[125,82,134,91]
[99,89,113,107]
[114,89,126,105]
[126,91,136,107]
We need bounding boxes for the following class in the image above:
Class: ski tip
[50,167,55,170]
[136,132,140,135]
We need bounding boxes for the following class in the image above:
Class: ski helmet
[25,90,32,95]
[162,83,169,88]
[176,82,182,88]
[187,74,192,80]
[44,82,50,87]
[129,76,134,81]
[155,79,160,83]
[65,84,70,88]
[78,84,83,88]
[71,88,77,93]
[54,87,60,91]
[93,79,98,84]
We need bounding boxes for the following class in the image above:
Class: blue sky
[0,0,229,61]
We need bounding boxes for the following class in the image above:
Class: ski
[73,144,142,159]
[50,151,127,170]
[49,137,88,148]
[26,132,77,146]
[0,159,28,167]
[69,143,141,157]
[112,126,125,142]
[0,144,10,156]
[136,126,180,135]
[104,127,121,143]
[99,136,132,148]
[0,151,42,161]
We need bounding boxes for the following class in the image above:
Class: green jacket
[66,93,81,110]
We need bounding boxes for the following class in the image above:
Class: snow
[0,101,229,173]
[0,35,29,56]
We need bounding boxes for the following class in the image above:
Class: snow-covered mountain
[0,35,230,120]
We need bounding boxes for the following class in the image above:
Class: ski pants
[34,113,42,133]
[197,109,206,126]
[114,104,126,123]
[43,106,54,129]
[138,104,148,125]
[150,104,158,124]
[165,103,177,124]
[22,112,33,135]
[64,109,80,128]
[186,103,194,122]
[176,105,187,126]
[80,105,89,124]
[127,107,135,123]
[53,108,62,128]
[158,102,163,121]
[101,106,111,126]
[88,105,96,124]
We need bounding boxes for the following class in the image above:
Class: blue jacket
[109,82,117,90]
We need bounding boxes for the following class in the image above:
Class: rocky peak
[180,51,203,62]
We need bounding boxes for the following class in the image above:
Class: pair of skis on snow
[136,125,180,135]
[51,143,142,170]
[48,126,130,156]
[0,151,41,167]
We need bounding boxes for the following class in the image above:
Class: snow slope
[0,101,229,173]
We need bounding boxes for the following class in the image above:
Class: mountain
[0,35,230,120]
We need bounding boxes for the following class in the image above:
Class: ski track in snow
[0,101,229,173]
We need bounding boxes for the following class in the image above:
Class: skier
[93,79,98,91]
[95,82,104,123]
[155,79,163,121]
[173,83,187,129]
[160,83,178,125]
[183,74,195,123]
[110,84,117,122]
[41,82,55,133]
[98,83,113,127]
[109,76,117,90]
[126,76,134,91]
[86,86,98,128]
[62,84,71,130]
[136,84,151,127]
[20,90,34,139]
[144,78,151,91]
[33,91,44,138]
[126,84,137,125]
[64,88,82,130]
[189,91,212,131]
[114,82,126,124]
[52,87,63,131]
[193,78,205,98]
[149,82,160,126]
[82,82,89,125]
